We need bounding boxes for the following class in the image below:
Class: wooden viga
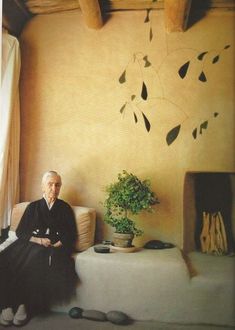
[200,212,228,255]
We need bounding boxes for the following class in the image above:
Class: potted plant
[103,170,159,248]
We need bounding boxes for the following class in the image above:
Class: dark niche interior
[183,172,235,254]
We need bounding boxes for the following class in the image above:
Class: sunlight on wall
[19,10,235,247]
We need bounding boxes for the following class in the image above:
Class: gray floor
[0,312,234,330]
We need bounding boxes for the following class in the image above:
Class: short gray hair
[41,170,62,185]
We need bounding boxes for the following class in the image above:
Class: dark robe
[0,198,78,314]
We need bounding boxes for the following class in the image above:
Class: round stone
[68,307,83,319]
[106,311,129,324]
[82,310,107,322]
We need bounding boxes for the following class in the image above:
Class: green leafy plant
[103,170,159,236]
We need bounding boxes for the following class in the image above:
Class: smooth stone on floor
[106,311,129,324]
[68,307,83,319]
[82,310,107,321]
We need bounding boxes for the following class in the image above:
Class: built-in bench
[54,247,235,327]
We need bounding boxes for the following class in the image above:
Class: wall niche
[183,172,235,254]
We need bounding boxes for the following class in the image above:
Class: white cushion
[0,230,17,252]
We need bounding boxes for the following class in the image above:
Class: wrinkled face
[42,174,62,202]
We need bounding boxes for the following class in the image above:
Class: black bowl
[94,245,110,253]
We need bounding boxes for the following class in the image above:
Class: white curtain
[0,32,21,231]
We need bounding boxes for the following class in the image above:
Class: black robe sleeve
[16,203,36,241]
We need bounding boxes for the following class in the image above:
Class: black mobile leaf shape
[214,112,219,117]
[166,125,181,145]
[224,45,230,49]
[141,82,148,100]
[144,9,150,23]
[134,112,138,123]
[142,112,151,132]
[120,103,126,114]
[149,27,153,42]
[212,55,219,64]
[192,128,197,139]
[197,51,208,61]
[198,71,207,82]
[119,70,126,84]
[143,55,151,67]
[178,61,190,79]
[201,121,208,129]
[131,95,136,101]
[145,59,151,67]
[200,121,208,134]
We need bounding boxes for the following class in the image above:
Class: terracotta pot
[112,232,134,248]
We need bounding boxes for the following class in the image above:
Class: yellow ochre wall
[19,10,235,247]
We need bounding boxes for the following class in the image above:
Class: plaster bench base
[53,247,235,326]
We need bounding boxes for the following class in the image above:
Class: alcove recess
[183,172,235,254]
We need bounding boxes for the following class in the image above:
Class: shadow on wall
[94,212,107,244]
[188,0,212,30]
[99,0,112,26]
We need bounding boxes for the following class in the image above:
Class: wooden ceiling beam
[78,0,103,29]
[103,0,235,11]
[3,0,235,36]
[25,0,79,14]
[164,0,192,32]
[24,0,235,15]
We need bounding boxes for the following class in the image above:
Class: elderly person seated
[0,171,78,326]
